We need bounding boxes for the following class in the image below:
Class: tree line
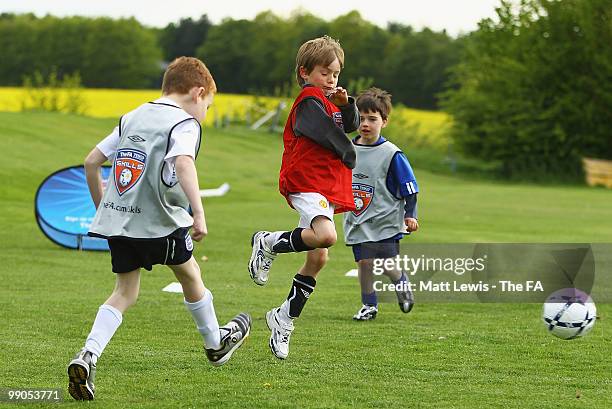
[0,13,160,89]
[2,0,609,180]
[0,11,459,109]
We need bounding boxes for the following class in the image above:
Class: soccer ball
[542,288,597,340]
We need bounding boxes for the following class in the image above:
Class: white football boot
[353,304,378,321]
[265,308,294,359]
[248,231,277,286]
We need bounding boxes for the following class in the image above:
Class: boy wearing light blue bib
[67,57,251,401]
[343,88,419,320]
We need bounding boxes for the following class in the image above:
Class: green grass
[0,111,610,408]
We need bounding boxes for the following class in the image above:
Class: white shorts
[289,192,335,229]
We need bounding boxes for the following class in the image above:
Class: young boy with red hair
[67,57,251,400]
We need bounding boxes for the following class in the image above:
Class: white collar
[154,97,181,108]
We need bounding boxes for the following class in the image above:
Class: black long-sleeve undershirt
[294,96,359,169]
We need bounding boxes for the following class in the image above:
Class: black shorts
[107,228,193,273]
[351,238,401,262]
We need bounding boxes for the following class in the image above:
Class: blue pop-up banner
[35,166,110,251]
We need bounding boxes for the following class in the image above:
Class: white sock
[84,304,123,359]
[184,289,221,350]
[279,300,294,323]
[265,231,285,249]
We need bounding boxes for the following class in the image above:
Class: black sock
[285,274,316,318]
[271,228,314,253]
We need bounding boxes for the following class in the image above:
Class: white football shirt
[96,97,200,185]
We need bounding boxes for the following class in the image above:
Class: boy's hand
[191,211,208,242]
[329,87,349,107]
[405,217,419,233]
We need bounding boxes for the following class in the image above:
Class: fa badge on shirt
[332,112,344,129]
[352,183,374,216]
[114,149,147,196]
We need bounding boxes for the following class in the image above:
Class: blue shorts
[350,238,401,262]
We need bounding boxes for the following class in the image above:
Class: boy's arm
[339,97,360,133]
[85,126,120,208]
[84,147,108,209]
[386,152,419,232]
[404,195,419,232]
[294,99,356,168]
[404,194,418,218]
[386,152,419,198]
[175,155,207,242]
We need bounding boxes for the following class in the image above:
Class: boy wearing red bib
[248,36,359,359]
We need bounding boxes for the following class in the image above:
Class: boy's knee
[311,216,337,248]
[317,231,337,248]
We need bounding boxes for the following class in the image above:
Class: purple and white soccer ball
[542,288,597,340]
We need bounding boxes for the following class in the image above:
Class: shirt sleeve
[294,98,357,169]
[339,96,360,133]
[404,195,418,219]
[386,151,419,219]
[96,126,120,160]
[386,151,419,198]
[164,119,201,161]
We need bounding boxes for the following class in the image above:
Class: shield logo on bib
[352,183,374,216]
[114,149,147,196]
[332,112,344,129]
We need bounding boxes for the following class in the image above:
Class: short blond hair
[295,36,344,86]
[162,56,217,95]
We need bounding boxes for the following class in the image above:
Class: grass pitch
[0,112,610,408]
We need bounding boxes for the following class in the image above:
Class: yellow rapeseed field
[0,87,451,148]
[388,105,452,150]
[0,87,285,125]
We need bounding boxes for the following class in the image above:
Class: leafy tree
[248,12,294,92]
[196,18,255,93]
[0,14,39,85]
[0,15,162,88]
[34,16,90,79]
[289,11,329,45]
[81,18,162,88]
[159,14,212,60]
[328,11,390,87]
[380,26,459,109]
[442,0,612,179]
